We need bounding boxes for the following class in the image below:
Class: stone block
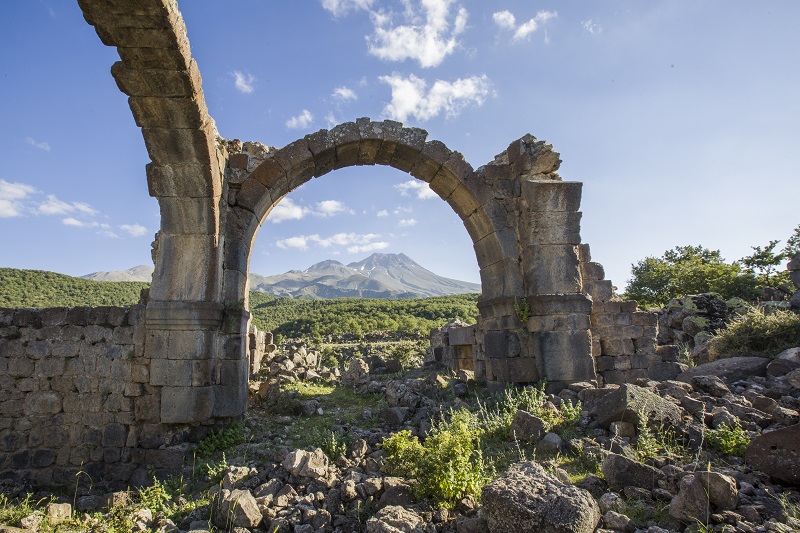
[484,331,521,358]
[473,233,506,269]
[142,124,216,167]
[586,280,613,302]
[24,392,62,416]
[332,121,362,169]
[134,393,160,422]
[129,96,208,129]
[632,311,657,326]
[272,139,314,189]
[582,261,605,281]
[520,180,582,212]
[150,358,193,387]
[249,157,288,193]
[35,358,66,378]
[102,424,128,448]
[213,384,248,418]
[529,294,592,316]
[149,234,221,302]
[595,356,615,372]
[447,184,480,220]
[157,196,219,236]
[305,129,336,177]
[428,165,461,200]
[387,125,427,172]
[485,357,540,383]
[146,162,221,199]
[409,140,451,183]
[528,211,582,245]
[40,308,67,327]
[532,330,596,382]
[355,117,384,164]
[448,326,475,346]
[165,330,214,360]
[524,244,582,295]
[633,338,656,355]
[528,313,590,332]
[160,386,213,424]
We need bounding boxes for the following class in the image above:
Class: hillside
[82,265,154,282]
[0,268,148,308]
[0,267,478,337]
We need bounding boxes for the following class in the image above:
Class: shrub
[309,428,352,460]
[196,424,245,458]
[382,409,489,508]
[709,306,800,358]
[706,422,750,457]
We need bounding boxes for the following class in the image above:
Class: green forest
[0,268,478,337]
[0,268,149,308]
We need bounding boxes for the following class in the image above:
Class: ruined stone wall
[0,305,193,487]
[579,245,670,385]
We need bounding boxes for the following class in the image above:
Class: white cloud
[232,71,255,94]
[269,198,309,223]
[348,242,390,254]
[26,137,50,152]
[377,209,389,217]
[276,232,386,252]
[395,180,438,201]
[120,224,148,237]
[61,218,109,229]
[398,218,417,227]
[379,73,491,122]
[314,200,353,217]
[492,10,516,30]
[286,109,314,130]
[0,179,37,218]
[321,0,374,17]
[582,19,602,35]
[325,112,339,129]
[276,235,313,251]
[37,194,97,217]
[493,9,557,42]
[332,86,358,102]
[367,0,469,68]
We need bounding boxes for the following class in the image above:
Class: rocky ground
[2,341,800,533]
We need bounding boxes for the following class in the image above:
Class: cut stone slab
[601,453,664,490]
[676,356,769,383]
[745,423,800,485]
[482,461,600,533]
[588,384,682,430]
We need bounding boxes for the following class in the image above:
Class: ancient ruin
[0,0,673,485]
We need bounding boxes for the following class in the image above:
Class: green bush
[196,425,245,458]
[624,245,759,307]
[382,409,489,508]
[709,306,800,358]
[706,422,750,457]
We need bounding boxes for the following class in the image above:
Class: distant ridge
[82,265,154,282]
[250,253,480,299]
[81,253,481,299]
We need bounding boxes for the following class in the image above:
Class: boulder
[676,356,769,383]
[283,448,329,480]
[216,489,262,529]
[343,358,370,387]
[745,423,800,485]
[601,453,663,490]
[668,471,738,524]
[588,384,682,429]
[482,461,600,533]
[510,410,546,443]
[366,505,425,532]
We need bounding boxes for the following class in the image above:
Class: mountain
[250,253,481,299]
[81,254,481,299]
[81,265,154,282]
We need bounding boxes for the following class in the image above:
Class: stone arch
[221,118,519,309]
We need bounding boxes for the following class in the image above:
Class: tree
[784,225,800,260]
[624,245,758,307]
[740,239,785,286]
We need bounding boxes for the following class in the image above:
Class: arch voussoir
[272,138,314,191]
[409,140,452,183]
[355,117,384,165]
[305,129,336,177]
[331,121,362,169]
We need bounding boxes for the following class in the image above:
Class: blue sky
[1,1,798,288]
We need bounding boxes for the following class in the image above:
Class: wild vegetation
[0,268,148,309]
[623,225,800,307]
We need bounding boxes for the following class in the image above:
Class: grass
[709,306,800,358]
